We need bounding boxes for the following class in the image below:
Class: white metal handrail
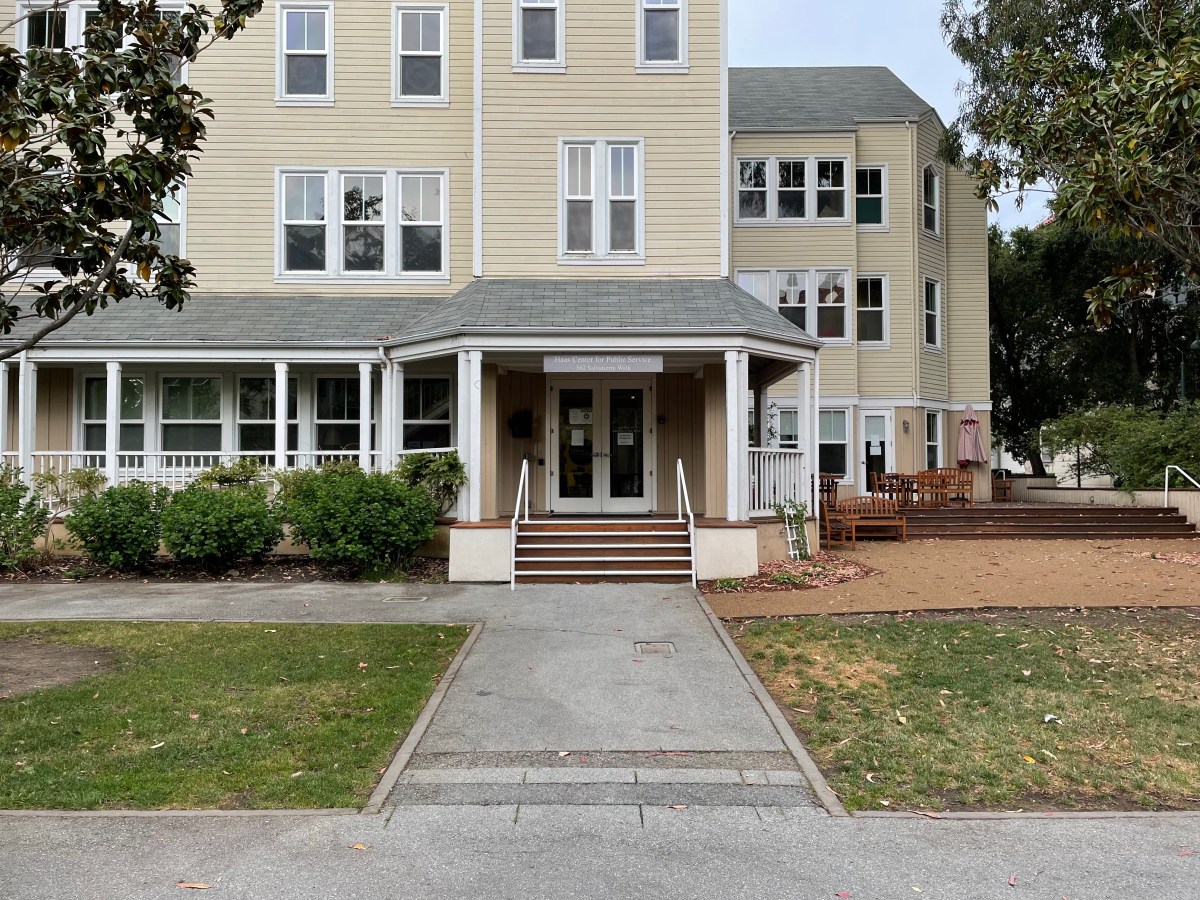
[1164,465,1200,507]
[510,457,531,591]
[676,458,697,589]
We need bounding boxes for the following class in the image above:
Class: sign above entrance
[545,354,664,374]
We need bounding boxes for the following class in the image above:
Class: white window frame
[402,376,454,450]
[855,164,888,231]
[923,164,941,236]
[237,375,299,454]
[159,374,224,455]
[777,408,800,449]
[275,167,451,284]
[314,375,375,453]
[15,2,75,51]
[734,156,852,226]
[819,408,852,484]
[513,0,565,72]
[924,278,943,351]
[155,179,187,259]
[79,373,146,461]
[734,268,852,343]
[855,273,889,348]
[558,138,645,265]
[392,3,449,106]
[636,0,688,73]
[276,2,334,106]
[925,410,943,470]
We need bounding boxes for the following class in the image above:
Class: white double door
[549,379,654,515]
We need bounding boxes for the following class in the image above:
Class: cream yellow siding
[916,116,949,399]
[482,0,723,276]
[655,373,707,516]
[703,363,727,516]
[496,371,547,517]
[946,167,992,403]
[36,369,73,452]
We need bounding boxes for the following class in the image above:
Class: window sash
[560,141,642,259]
[819,410,849,478]
[736,271,769,303]
[735,157,850,223]
[517,0,559,63]
[925,412,942,469]
[924,280,941,348]
[279,5,330,99]
[641,0,683,64]
[856,276,886,344]
[856,166,886,226]
[923,167,939,233]
[161,377,222,423]
[396,6,445,100]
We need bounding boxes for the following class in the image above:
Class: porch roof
[397,278,822,348]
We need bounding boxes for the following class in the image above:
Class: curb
[857,809,1200,821]
[694,592,850,818]
[0,808,359,819]
[362,621,484,814]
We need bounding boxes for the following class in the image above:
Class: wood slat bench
[823,497,907,548]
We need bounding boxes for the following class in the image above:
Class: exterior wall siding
[916,117,949,399]
[946,167,992,403]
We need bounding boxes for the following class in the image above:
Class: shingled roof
[730,66,935,131]
[402,278,820,346]
[2,280,819,348]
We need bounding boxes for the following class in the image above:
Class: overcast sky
[729,0,1048,231]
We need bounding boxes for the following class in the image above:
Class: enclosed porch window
[403,378,451,449]
[82,376,145,457]
[238,377,299,453]
[161,377,222,452]
[315,376,374,451]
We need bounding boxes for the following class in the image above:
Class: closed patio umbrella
[957,404,988,466]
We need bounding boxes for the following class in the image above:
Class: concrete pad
[405,769,526,785]
[522,768,636,784]
[761,770,809,786]
[634,769,744,784]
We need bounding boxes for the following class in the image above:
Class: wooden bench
[917,468,974,508]
[823,497,907,548]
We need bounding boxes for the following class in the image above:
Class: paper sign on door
[571,430,586,447]
[870,442,883,456]
[616,432,635,446]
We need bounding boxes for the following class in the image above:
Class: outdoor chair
[818,474,840,508]
[820,500,854,549]
[917,468,974,508]
[835,496,907,544]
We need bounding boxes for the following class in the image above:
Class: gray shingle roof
[2,280,820,348]
[2,295,445,344]
[730,67,935,131]
[403,278,820,346]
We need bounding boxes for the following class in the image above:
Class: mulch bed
[0,556,450,585]
[700,552,877,594]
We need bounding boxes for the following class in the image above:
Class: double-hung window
[735,157,851,224]
[22,5,67,49]
[278,3,332,104]
[515,0,563,68]
[394,5,447,104]
[278,168,448,280]
[161,376,222,455]
[315,377,373,453]
[82,376,146,464]
[735,268,850,340]
[819,410,849,479]
[238,377,298,454]
[638,0,686,69]
[924,279,942,349]
[777,409,799,448]
[923,165,940,235]
[856,166,887,228]
[403,378,452,449]
[925,411,943,470]
[856,275,887,345]
[155,181,185,258]
[560,139,643,261]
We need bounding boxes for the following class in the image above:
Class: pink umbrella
[957,404,988,466]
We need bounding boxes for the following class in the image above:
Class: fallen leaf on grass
[177,884,212,890]
[291,771,303,778]
[239,728,248,735]
[1023,756,1037,764]
[188,713,200,720]
[150,741,165,750]
[1022,670,1032,677]
[358,662,368,670]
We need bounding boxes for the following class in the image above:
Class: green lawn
[0,621,469,810]
[733,611,1200,812]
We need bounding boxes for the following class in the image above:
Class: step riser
[518,548,693,559]
[515,563,694,574]
[514,521,695,584]
[520,524,691,533]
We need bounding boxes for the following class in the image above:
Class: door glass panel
[608,388,644,500]
[863,415,888,490]
[558,388,594,500]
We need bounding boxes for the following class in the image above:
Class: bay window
[926,411,943,470]
[924,279,942,349]
[735,268,850,339]
[856,166,886,227]
[734,156,852,224]
[923,165,941,235]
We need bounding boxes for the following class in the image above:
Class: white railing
[676,458,697,589]
[1164,465,1200,508]
[749,448,805,518]
[510,457,531,591]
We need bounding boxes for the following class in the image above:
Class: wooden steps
[899,506,1199,541]
[513,519,695,584]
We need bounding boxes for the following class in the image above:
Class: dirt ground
[706,538,1200,618]
[0,640,114,699]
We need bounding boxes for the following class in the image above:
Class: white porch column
[812,356,822,534]
[724,350,750,522]
[17,352,36,484]
[104,361,122,487]
[0,362,9,462]
[274,362,289,471]
[357,362,373,471]
[379,361,393,470]
[391,362,405,464]
[798,362,811,501]
[458,350,483,523]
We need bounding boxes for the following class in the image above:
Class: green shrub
[196,457,266,488]
[283,468,437,573]
[66,482,168,571]
[396,450,467,516]
[0,467,49,570]
[161,483,283,571]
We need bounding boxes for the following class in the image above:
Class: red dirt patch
[0,639,115,699]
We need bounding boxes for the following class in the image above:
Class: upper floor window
[924,278,942,349]
[856,275,887,345]
[23,6,67,49]
[515,0,563,69]
[278,167,448,281]
[394,4,447,104]
[560,139,644,262]
[856,166,887,228]
[278,3,333,104]
[638,0,686,69]
[155,181,185,258]
[735,157,851,224]
[923,165,940,235]
[735,268,850,341]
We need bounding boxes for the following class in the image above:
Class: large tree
[990,222,1197,472]
[943,0,1200,325]
[0,0,262,360]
